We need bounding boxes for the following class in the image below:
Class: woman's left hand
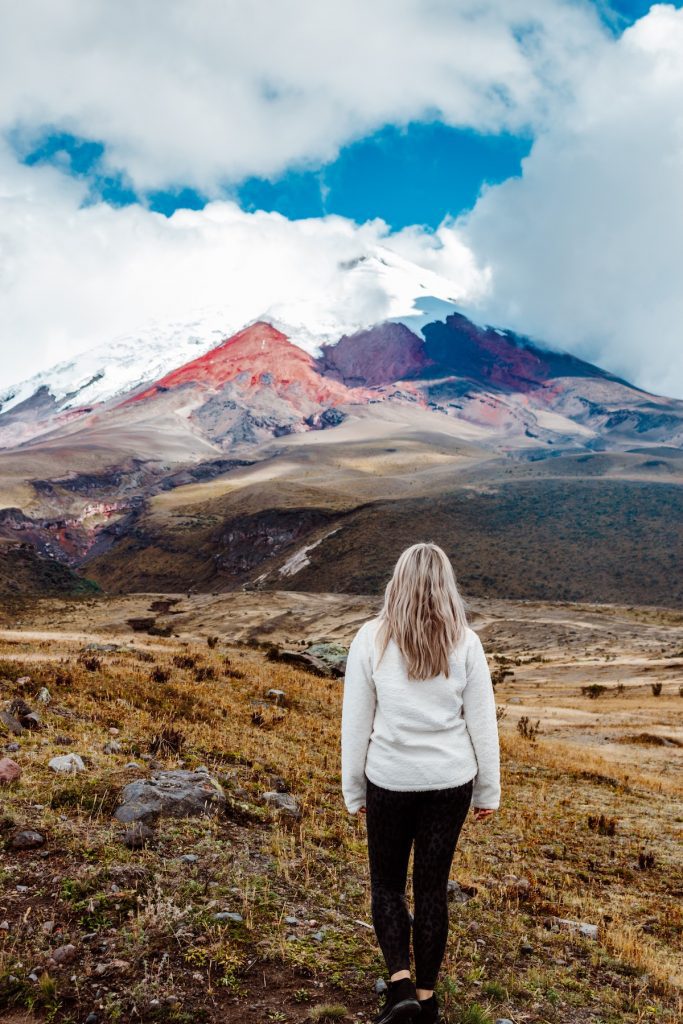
[472,807,495,822]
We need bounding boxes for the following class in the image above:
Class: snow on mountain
[0,244,463,416]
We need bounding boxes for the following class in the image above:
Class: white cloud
[456,4,683,398]
[0,0,606,191]
[0,140,488,387]
[2,2,683,400]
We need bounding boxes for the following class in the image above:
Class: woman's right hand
[472,807,495,822]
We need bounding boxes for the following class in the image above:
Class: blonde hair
[377,542,468,680]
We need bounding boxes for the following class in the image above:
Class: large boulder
[305,642,348,677]
[113,768,226,824]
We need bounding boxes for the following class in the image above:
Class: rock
[85,1014,99,1024]
[49,753,85,774]
[213,912,243,923]
[114,769,226,824]
[374,978,388,996]
[121,822,154,849]
[262,791,300,817]
[103,740,122,754]
[508,696,522,704]
[52,943,77,965]
[9,829,45,850]
[520,942,534,954]
[0,920,9,931]
[54,735,73,745]
[42,921,55,934]
[284,916,300,926]
[109,727,120,736]
[265,688,287,706]
[4,742,20,753]
[265,648,331,677]
[0,710,25,736]
[15,677,32,686]
[125,761,141,769]
[495,1019,515,1024]
[0,757,21,784]
[179,854,199,864]
[20,712,42,730]
[311,930,324,942]
[305,642,348,676]
[553,917,599,940]
[35,687,51,704]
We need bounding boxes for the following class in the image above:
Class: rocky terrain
[0,593,681,1023]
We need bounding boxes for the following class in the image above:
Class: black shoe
[418,994,441,1023]
[375,977,421,1023]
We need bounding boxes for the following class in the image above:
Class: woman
[341,543,501,1024]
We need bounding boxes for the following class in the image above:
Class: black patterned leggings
[365,775,473,990]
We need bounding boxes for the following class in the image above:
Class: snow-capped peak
[0,242,463,415]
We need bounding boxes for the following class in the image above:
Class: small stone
[16,885,29,892]
[0,920,9,931]
[520,942,534,954]
[85,1014,99,1024]
[42,921,55,934]
[508,696,522,704]
[265,689,287,706]
[28,973,39,982]
[9,829,45,850]
[262,791,300,818]
[52,943,77,965]
[4,742,20,753]
[125,762,141,769]
[54,735,73,745]
[103,740,121,754]
[213,912,243,923]
[35,687,51,704]
[374,978,388,995]
[179,854,199,864]
[21,712,42,730]
[284,916,300,926]
[109,727,120,736]
[194,765,209,774]
[553,916,599,940]
[312,930,325,942]
[122,822,154,849]
[49,753,85,774]
[0,757,21,784]
[495,1019,514,1024]
[0,710,25,736]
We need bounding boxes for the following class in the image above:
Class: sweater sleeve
[462,630,501,810]
[341,623,376,813]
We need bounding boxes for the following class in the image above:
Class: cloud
[456,3,683,398]
[2,2,683,400]
[0,140,488,387]
[0,0,606,191]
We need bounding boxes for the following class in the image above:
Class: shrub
[517,716,541,741]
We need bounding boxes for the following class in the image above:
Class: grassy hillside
[0,543,99,601]
[0,612,681,1023]
[85,480,683,607]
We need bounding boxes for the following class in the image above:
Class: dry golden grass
[0,598,681,1023]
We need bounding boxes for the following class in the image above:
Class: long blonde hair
[376,542,468,680]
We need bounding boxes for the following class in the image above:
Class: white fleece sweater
[341,618,501,814]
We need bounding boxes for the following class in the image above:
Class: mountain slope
[0,290,682,607]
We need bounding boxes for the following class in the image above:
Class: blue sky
[4,0,683,397]
[15,2,673,231]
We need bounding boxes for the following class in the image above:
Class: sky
[1,0,683,397]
